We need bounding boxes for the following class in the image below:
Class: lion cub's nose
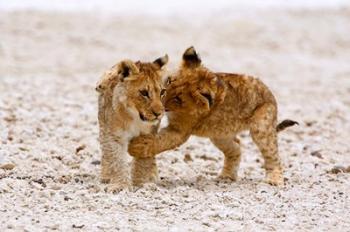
[152,110,161,118]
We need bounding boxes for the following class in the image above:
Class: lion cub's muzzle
[139,109,163,122]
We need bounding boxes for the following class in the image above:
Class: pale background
[0,1,349,231]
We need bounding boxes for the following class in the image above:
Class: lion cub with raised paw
[128,47,297,186]
[96,55,168,193]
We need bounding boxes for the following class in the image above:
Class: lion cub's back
[212,73,277,121]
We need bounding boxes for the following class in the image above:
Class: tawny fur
[96,55,168,192]
[128,47,297,186]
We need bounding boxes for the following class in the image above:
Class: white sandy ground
[0,6,350,232]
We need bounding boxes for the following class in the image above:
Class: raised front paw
[128,135,155,158]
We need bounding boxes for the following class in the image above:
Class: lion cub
[96,55,168,192]
[128,47,297,186]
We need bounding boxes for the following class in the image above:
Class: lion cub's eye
[174,96,182,105]
[139,90,149,98]
[160,89,166,97]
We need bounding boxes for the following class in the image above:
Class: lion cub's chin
[137,118,159,134]
[127,108,159,136]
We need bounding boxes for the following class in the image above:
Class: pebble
[183,153,193,163]
[50,184,62,190]
[328,166,350,174]
[0,163,15,170]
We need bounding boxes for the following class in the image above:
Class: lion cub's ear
[96,70,117,94]
[182,46,201,67]
[153,54,169,69]
[117,60,140,80]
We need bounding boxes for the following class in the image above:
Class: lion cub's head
[163,47,225,120]
[96,55,168,123]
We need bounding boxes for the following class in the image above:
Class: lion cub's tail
[276,119,299,132]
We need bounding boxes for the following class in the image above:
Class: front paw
[217,172,238,182]
[100,171,111,183]
[265,168,284,186]
[128,135,155,158]
[105,182,130,193]
[100,177,110,184]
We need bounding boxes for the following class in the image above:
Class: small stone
[72,224,85,229]
[91,160,101,165]
[310,151,323,159]
[32,178,46,188]
[183,153,193,163]
[58,175,71,184]
[346,166,350,173]
[88,184,101,193]
[47,224,59,230]
[75,144,86,154]
[53,156,63,161]
[0,163,15,170]
[70,164,80,169]
[171,158,178,164]
[198,154,216,161]
[19,147,29,151]
[186,145,196,151]
[328,166,348,174]
[51,184,62,190]
[305,121,316,127]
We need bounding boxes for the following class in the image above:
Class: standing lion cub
[128,47,297,186]
[96,55,168,192]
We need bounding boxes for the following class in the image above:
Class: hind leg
[250,103,284,186]
[131,157,158,186]
[100,151,113,183]
[211,137,241,181]
[100,136,130,193]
